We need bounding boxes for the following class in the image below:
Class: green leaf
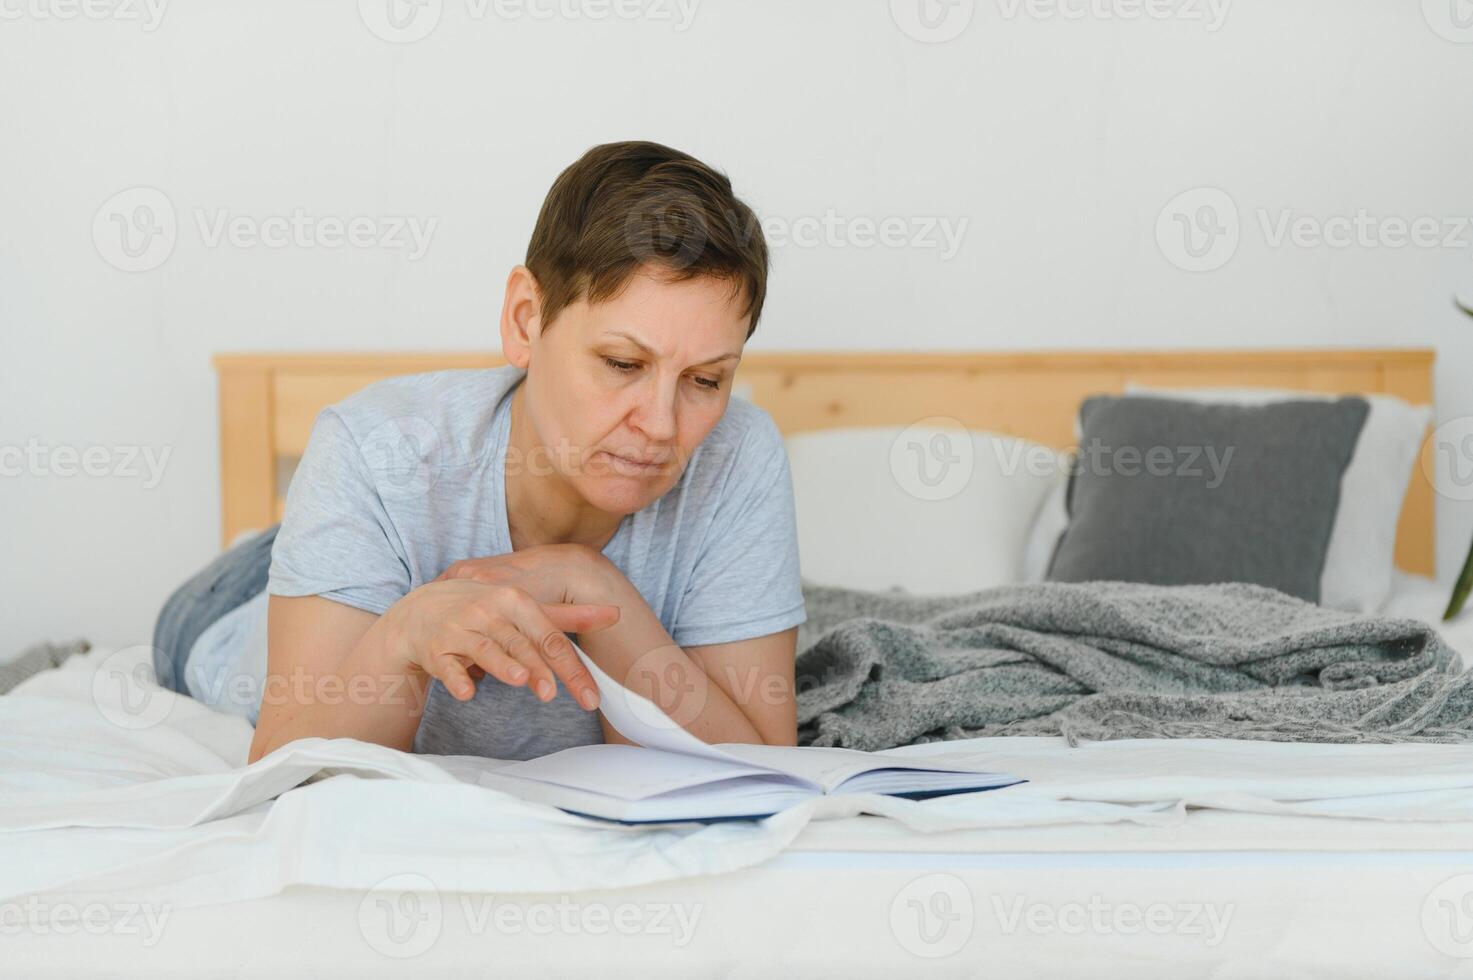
[1444,536,1473,620]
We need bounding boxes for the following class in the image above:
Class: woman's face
[513,266,751,515]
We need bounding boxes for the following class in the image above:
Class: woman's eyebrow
[604,330,742,366]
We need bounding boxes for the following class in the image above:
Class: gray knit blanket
[794,581,1473,750]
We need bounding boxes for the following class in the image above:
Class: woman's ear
[499,265,544,369]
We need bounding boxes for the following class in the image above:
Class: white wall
[2,0,1472,653]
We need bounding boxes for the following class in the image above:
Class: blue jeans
[152,525,280,694]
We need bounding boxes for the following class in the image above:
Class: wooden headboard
[214,348,1437,574]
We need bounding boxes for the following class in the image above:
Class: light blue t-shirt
[260,365,806,760]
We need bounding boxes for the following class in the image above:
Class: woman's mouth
[598,450,666,477]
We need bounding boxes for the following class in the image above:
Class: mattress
[4,807,1470,979]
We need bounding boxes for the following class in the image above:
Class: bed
[6,347,1473,979]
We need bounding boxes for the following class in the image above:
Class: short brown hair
[525,141,769,339]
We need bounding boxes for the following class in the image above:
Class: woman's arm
[685,629,798,746]
[247,583,620,764]
[436,545,800,747]
[247,595,423,764]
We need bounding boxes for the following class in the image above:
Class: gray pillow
[1046,395,1370,603]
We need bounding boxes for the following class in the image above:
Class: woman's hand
[436,542,615,607]
[380,577,619,709]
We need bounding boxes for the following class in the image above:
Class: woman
[153,141,807,765]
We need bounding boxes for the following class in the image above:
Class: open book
[473,644,1023,824]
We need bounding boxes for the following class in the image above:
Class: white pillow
[785,426,1061,595]
[1105,385,1431,612]
[1021,413,1082,583]
[1022,477,1069,583]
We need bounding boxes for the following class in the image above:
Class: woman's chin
[578,476,665,515]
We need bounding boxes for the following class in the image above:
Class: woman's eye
[602,356,719,390]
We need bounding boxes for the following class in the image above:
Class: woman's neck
[504,385,623,553]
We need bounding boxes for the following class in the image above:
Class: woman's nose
[630,382,678,443]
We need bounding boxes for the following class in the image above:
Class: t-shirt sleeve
[266,407,412,615]
[671,412,808,648]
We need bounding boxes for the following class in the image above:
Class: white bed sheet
[6,644,1473,903]
[6,579,1473,978]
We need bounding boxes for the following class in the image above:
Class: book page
[574,643,1016,796]
[494,743,784,802]
[720,742,1007,792]
[574,642,760,769]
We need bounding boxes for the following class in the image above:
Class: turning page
[569,644,1021,791]
[480,644,1022,822]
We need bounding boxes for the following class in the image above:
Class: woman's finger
[542,602,621,634]
[534,629,600,711]
[490,622,559,702]
[441,561,507,588]
[493,595,603,711]
[449,630,529,690]
[431,652,479,701]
